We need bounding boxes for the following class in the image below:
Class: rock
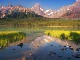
[53,52,56,55]
[17,43,23,48]
[48,53,51,55]
[58,55,62,58]
[61,48,65,51]
[48,52,56,56]
[69,48,73,50]
[65,48,67,50]
[13,48,16,50]
[74,54,80,58]
[37,46,39,48]
[66,57,72,59]
[69,46,71,47]
[76,48,80,51]
[51,45,53,46]
[30,53,34,56]
[50,52,53,53]
[64,46,66,47]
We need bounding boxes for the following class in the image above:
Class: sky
[0,0,76,10]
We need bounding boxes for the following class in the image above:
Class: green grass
[45,30,80,38]
[0,31,26,48]
[44,30,80,44]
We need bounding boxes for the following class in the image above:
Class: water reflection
[30,35,53,49]
[0,35,80,60]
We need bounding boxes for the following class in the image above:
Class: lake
[0,35,80,60]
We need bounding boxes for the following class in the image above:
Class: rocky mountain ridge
[0,0,80,19]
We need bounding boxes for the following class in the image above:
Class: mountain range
[0,1,80,19]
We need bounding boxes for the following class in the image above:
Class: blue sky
[0,0,76,10]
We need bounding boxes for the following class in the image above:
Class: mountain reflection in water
[0,35,80,60]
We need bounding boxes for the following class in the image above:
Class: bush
[60,33,66,40]
[69,32,80,44]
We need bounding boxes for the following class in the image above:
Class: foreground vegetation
[45,30,80,44]
[0,31,26,48]
[0,17,80,48]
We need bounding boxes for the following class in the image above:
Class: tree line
[4,11,43,19]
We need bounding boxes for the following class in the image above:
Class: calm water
[0,35,80,60]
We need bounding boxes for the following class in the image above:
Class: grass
[0,18,80,47]
[0,31,18,35]
[0,31,26,48]
[44,30,80,38]
[45,30,80,44]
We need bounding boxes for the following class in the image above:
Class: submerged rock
[17,43,23,48]
[76,48,80,51]
[69,48,73,50]
[75,54,80,58]
[13,48,16,50]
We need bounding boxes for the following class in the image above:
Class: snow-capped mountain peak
[44,9,52,13]
[0,1,80,19]
[31,3,44,16]
[40,8,44,11]
[76,0,80,2]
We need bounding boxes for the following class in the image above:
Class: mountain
[0,1,80,19]
[31,3,44,16]
[44,9,55,18]
[44,1,80,19]
[61,2,80,19]
[76,0,80,2]
[0,4,31,18]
